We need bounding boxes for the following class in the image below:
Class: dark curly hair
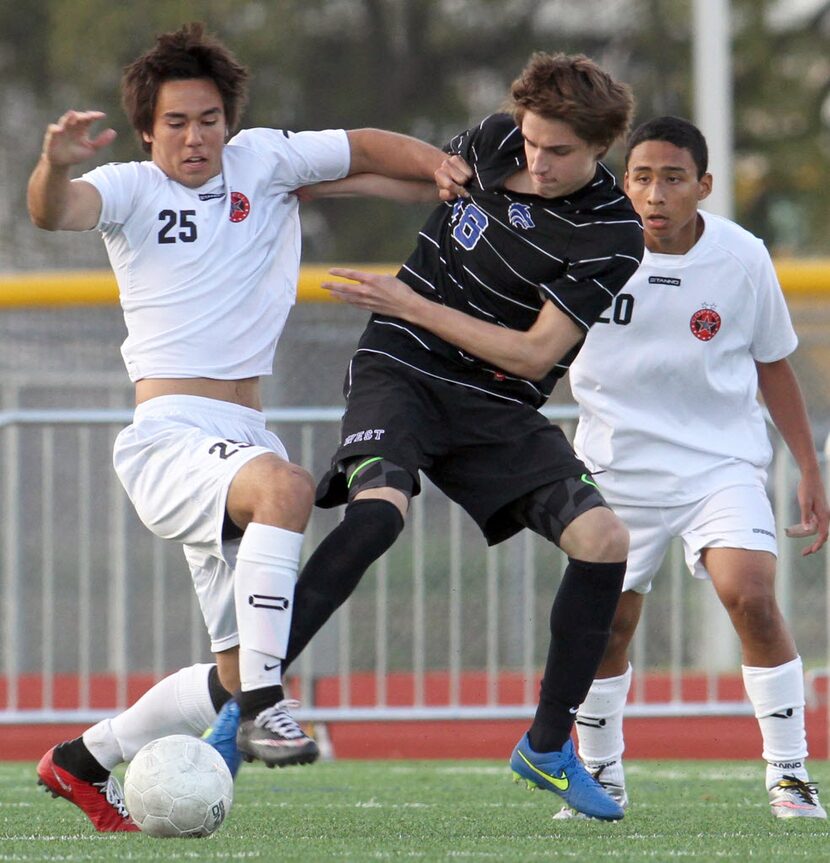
[121,22,250,153]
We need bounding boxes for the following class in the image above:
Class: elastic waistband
[133,394,266,427]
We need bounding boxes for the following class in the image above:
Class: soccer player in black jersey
[289,52,644,820]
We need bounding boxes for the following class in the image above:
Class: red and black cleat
[36,745,139,832]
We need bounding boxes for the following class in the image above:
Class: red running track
[2,672,826,761]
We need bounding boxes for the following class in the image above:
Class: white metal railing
[0,407,824,726]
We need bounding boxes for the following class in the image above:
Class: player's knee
[232,457,315,530]
[263,460,315,516]
[722,589,781,629]
[570,508,629,562]
[283,464,315,512]
[602,515,630,560]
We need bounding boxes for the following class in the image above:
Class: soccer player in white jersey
[563,116,829,819]
[26,22,453,832]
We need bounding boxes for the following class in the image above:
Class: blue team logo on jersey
[508,202,534,230]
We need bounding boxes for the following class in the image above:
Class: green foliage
[2,759,830,860]
[731,0,830,254]
[3,0,830,259]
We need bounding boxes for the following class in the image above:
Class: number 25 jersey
[82,127,350,382]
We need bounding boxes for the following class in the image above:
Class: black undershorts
[316,353,601,545]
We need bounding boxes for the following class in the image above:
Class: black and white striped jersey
[355,113,644,408]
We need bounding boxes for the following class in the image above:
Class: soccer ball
[124,735,234,838]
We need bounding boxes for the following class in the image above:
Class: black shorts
[316,353,591,545]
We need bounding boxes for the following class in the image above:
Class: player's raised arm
[299,151,473,204]
[298,174,439,203]
[346,128,467,198]
[28,110,115,231]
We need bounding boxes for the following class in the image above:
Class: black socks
[207,664,233,712]
[528,557,626,753]
[284,498,404,669]
[237,684,284,720]
[51,738,110,783]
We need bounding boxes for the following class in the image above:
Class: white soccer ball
[124,734,233,838]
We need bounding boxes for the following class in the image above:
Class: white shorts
[611,482,778,594]
[113,395,289,651]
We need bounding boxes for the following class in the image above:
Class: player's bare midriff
[135,376,262,410]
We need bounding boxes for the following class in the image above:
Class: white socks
[742,656,809,788]
[234,522,303,692]
[574,664,632,787]
[571,658,810,793]
[82,663,217,771]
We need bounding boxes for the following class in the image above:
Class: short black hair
[625,116,708,178]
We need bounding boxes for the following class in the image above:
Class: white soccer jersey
[82,127,350,381]
[570,211,797,505]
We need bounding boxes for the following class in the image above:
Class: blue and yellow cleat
[204,699,242,778]
[510,734,625,821]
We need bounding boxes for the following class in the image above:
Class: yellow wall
[1,261,829,307]
[0,265,399,307]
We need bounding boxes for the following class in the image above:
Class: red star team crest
[229,191,250,222]
[690,307,721,341]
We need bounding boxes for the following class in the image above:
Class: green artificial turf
[1,759,829,861]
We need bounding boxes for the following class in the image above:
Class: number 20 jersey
[570,211,798,505]
[82,127,350,382]
[355,113,644,408]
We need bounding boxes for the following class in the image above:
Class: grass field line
[374,763,764,782]
[239,799,769,811]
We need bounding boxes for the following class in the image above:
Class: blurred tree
[0,0,51,94]
[1,0,828,269]
[732,0,830,254]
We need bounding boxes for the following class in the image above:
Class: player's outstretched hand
[322,268,421,320]
[42,110,117,167]
[435,155,473,201]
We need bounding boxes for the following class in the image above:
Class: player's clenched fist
[434,154,472,201]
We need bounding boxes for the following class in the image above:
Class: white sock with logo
[742,656,810,788]
[82,663,217,770]
[234,522,303,692]
[574,663,632,787]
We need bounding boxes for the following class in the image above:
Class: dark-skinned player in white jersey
[562,116,829,820]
